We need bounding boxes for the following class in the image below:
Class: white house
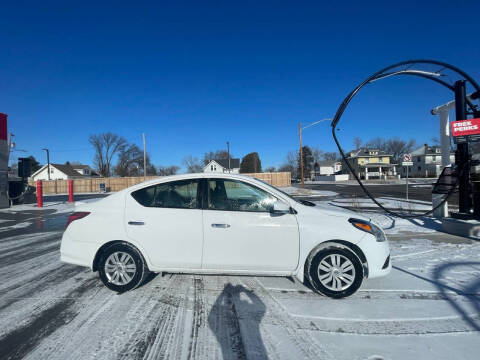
[311,160,342,180]
[203,158,240,174]
[71,164,97,176]
[405,145,455,178]
[30,163,99,181]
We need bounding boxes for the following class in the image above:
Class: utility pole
[454,80,472,215]
[227,141,230,173]
[142,133,147,180]
[42,148,50,180]
[299,122,304,188]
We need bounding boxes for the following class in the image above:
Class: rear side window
[131,179,199,209]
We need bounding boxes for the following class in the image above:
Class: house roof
[52,164,86,177]
[31,163,91,178]
[316,160,340,167]
[411,145,453,156]
[347,148,392,158]
[71,164,91,169]
[205,158,240,169]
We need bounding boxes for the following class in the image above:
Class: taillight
[66,212,90,228]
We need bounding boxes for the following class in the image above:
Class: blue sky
[1,1,479,170]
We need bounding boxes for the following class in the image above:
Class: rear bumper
[60,230,98,270]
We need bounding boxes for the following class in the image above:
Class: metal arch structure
[330,59,480,219]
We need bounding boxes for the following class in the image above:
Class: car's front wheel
[98,242,149,292]
[307,246,363,299]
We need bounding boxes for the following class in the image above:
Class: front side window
[131,179,199,209]
[207,179,277,212]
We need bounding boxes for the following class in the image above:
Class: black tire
[307,246,363,299]
[98,242,150,292]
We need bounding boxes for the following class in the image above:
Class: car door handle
[211,223,230,228]
[128,221,145,225]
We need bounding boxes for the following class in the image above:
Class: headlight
[349,218,386,242]
[371,223,386,242]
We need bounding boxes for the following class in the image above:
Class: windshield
[254,178,299,203]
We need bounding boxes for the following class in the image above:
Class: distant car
[61,174,390,298]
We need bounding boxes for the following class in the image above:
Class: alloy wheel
[104,251,137,285]
[317,254,356,291]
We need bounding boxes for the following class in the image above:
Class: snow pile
[314,199,443,235]
[0,202,75,214]
[327,197,432,211]
[282,187,338,197]
[0,198,102,215]
[368,213,442,234]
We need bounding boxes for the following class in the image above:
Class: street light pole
[299,123,304,188]
[227,141,230,173]
[142,133,147,180]
[7,133,14,165]
[298,118,332,188]
[42,148,50,180]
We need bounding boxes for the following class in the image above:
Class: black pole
[454,80,471,214]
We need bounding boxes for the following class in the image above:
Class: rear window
[131,179,199,209]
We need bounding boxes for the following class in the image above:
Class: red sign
[0,113,7,141]
[451,118,480,137]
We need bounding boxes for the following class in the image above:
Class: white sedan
[61,173,391,298]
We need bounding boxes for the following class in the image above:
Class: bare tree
[183,155,203,173]
[202,151,216,165]
[312,147,324,163]
[89,133,127,177]
[278,163,294,175]
[158,165,180,176]
[385,138,416,162]
[278,150,298,178]
[115,144,144,176]
[431,137,440,145]
[323,152,338,161]
[202,149,234,165]
[353,137,363,150]
[365,137,386,150]
[264,166,276,173]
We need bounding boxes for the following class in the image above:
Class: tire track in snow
[122,273,191,360]
[0,230,61,268]
[1,251,67,292]
[136,274,193,360]
[0,263,86,312]
[239,277,334,360]
[0,276,98,360]
[205,277,247,360]
[0,242,59,269]
[187,276,208,359]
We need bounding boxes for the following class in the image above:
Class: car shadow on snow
[405,216,443,232]
[432,261,480,331]
[395,261,480,331]
[208,283,268,360]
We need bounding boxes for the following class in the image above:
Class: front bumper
[357,235,392,278]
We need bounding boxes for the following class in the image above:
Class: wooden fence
[28,172,291,195]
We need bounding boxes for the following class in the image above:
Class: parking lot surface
[0,201,479,360]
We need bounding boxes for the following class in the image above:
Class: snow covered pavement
[0,207,479,359]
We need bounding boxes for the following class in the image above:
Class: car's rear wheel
[307,246,363,299]
[98,242,149,292]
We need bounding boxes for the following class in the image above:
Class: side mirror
[271,201,291,214]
